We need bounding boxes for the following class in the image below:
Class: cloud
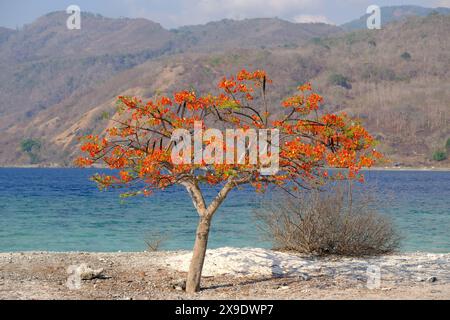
[124,0,321,27]
[293,14,335,24]
[434,0,450,6]
[195,0,316,16]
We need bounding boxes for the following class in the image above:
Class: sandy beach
[0,248,449,300]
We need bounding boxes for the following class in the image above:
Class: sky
[0,0,449,29]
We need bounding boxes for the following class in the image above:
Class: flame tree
[76,69,382,293]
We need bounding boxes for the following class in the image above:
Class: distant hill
[0,12,339,133]
[0,12,179,134]
[0,12,175,61]
[342,5,450,30]
[176,18,340,51]
[0,9,449,167]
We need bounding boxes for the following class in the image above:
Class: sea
[0,168,448,253]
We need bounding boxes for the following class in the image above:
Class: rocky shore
[0,249,449,300]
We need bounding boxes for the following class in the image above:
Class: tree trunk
[183,179,244,293]
[186,216,212,293]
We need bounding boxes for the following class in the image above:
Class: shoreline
[1,249,449,254]
[1,248,449,300]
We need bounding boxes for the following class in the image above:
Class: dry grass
[144,232,169,252]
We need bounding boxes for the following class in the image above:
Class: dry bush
[144,231,169,252]
[256,184,400,256]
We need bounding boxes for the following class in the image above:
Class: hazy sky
[1,0,449,29]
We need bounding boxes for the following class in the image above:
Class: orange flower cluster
[281,84,323,114]
[218,69,271,103]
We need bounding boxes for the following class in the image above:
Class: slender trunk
[183,179,243,293]
[186,216,211,293]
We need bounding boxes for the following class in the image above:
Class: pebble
[171,279,186,291]
[301,289,310,293]
[299,274,311,281]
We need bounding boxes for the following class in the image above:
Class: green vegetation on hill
[433,151,447,162]
[20,138,41,164]
[328,74,352,89]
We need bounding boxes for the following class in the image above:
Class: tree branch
[181,180,208,216]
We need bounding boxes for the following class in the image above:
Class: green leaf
[218,100,240,110]
[100,111,111,120]
[120,191,141,198]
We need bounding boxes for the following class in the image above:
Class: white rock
[164,247,450,280]
[77,264,104,280]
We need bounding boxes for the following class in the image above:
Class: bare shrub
[144,231,169,252]
[256,184,400,256]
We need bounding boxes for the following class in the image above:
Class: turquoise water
[0,168,449,253]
